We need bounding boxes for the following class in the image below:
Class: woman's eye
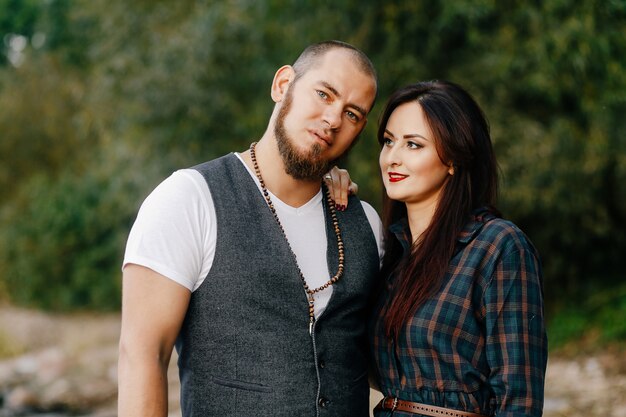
[317,90,328,100]
[383,137,393,146]
[407,141,422,149]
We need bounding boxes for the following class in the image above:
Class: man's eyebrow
[320,81,340,98]
[319,81,368,116]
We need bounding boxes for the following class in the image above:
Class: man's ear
[271,65,295,103]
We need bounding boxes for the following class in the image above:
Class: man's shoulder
[358,199,378,216]
[344,195,379,219]
[142,169,211,211]
[190,152,236,173]
[341,196,383,253]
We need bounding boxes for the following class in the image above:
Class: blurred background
[0,0,624,416]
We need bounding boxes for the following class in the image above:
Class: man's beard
[274,87,337,181]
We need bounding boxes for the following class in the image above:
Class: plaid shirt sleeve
[483,227,548,417]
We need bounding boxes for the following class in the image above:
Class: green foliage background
[0,0,624,346]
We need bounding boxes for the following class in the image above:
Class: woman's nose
[380,146,400,168]
[385,146,401,166]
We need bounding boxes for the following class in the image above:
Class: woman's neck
[405,200,438,244]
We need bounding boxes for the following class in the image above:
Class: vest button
[318,397,330,408]
[319,360,326,369]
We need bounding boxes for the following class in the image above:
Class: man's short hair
[292,40,378,92]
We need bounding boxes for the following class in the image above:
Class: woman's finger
[323,171,337,204]
[348,181,359,196]
[336,168,350,210]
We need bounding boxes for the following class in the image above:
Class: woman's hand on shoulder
[323,166,358,211]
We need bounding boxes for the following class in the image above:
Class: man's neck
[240,138,322,208]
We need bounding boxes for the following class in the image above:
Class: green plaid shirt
[370,208,547,417]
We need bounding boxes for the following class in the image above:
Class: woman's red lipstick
[388,172,408,183]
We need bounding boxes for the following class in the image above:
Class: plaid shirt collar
[389,206,497,252]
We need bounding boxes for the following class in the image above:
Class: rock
[40,378,72,410]
[1,306,625,417]
[13,354,38,376]
[38,348,69,384]
[5,385,38,410]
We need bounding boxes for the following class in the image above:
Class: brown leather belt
[375,397,487,417]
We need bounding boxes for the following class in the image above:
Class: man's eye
[346,111,359,121]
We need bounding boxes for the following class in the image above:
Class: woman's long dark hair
[378,81,499,340]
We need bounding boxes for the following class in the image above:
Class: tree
[0,0,624,311]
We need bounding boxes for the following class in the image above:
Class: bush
[548,283,626,351]
[0,162,142,311]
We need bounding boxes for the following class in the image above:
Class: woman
[350,81,547,416]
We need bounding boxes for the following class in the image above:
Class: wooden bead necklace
[249,142,345,335]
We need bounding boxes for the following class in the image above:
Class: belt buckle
[391,397,398,412]
[381,396,399,412]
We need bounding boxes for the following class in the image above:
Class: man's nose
[322,106,342,130]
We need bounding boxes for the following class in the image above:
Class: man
[118,40,383,417]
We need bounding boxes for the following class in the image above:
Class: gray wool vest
[175,153,379,417]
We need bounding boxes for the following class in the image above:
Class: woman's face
[379,102,453,208]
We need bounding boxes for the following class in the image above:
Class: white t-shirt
[123,154,384,317]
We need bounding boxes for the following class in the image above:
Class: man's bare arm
[118,264,191,417]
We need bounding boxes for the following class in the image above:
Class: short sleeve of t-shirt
[361,201,384,266]
[122,169,215,291]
